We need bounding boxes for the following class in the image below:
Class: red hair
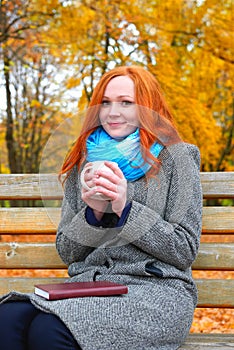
[60,65,181,179]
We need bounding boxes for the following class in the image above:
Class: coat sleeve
[118,143,203,271]
[55,167,116,265]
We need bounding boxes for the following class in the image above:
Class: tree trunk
[215,99,234,171]
[3,52,18,173]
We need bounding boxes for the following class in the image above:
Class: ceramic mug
[80,161,117,200]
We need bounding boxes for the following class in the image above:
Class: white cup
[80,161,116,200]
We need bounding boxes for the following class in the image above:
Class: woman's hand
[81,163,109,220]
[93,161,127,217]
[81,161,127,218]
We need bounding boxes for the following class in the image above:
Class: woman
[0,65,202,350]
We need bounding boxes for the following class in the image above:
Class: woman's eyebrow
[102,94,134,99]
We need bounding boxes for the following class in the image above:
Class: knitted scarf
[86,127,163,182]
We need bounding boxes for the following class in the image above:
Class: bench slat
[196,279,234,307]
[192,243,234,270]
[1,207,233,234]
[0,277,66,295]
[202,207,234,234]
[181,334,234,350]
[1,242,234,270]
[0,172,234,200]
[0,277,233,307]
[0,208,59,234]
[0,242,66,268]
[200,172,234,199]
[0,174,63,200]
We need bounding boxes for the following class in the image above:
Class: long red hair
[60,65,181,179]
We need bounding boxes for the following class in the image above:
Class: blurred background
[0,0,233,175]
[0,0,233,334]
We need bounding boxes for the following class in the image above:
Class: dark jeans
[0,301,81,350]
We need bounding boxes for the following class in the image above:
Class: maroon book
[34,280,128,300]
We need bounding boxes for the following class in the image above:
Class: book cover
[34,280,128,300]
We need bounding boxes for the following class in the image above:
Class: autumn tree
[0,0,233,173]
[0,0,65,173]
[117,0,233,170]
[42,0,233,171]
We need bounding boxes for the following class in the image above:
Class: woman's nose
[109,102,121,116]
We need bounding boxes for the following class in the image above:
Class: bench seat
[0,172,234,349]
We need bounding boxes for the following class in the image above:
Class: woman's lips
[107,122,125,127]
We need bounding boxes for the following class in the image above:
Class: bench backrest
[0,172,234,308]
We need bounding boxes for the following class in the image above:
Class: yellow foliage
[0,125,9,173]
[1,0,233,172]
[30,100,41,108]
[66,77,81,89]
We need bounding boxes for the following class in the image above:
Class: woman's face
[99,75,139,139]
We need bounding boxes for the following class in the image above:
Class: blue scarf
[86,127,164,182]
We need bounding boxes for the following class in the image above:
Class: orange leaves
[191,307,234,334]
[1,0,233,173]
[66,77,81,89]
[30,99,42,108]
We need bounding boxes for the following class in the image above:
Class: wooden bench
[0,172,234,349]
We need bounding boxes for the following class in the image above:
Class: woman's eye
[121,101,134,106]
[101,100,134,107]
[101,100,110,107]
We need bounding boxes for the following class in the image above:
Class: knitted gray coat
[1,143,202,350]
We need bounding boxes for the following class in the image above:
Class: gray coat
[1,143,202,350]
